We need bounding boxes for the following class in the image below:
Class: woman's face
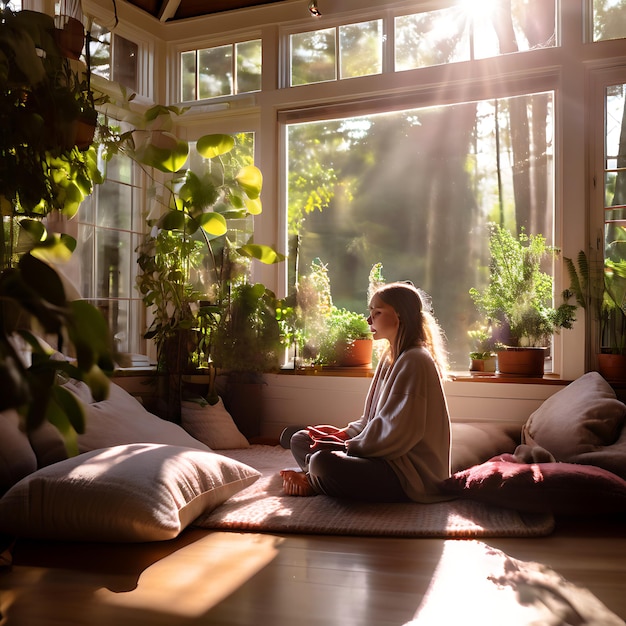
[367,294,400,344]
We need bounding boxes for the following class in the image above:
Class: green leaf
[135,133,189,173]
[245,196,263,215]
[236,165,263,199]
[45,396,78,457]
[19,219,46,242]
[238,244,285,264]
[158,210,188,231]
[19,254,67,307]
[67,300,112,372]
[82,365,111,402]
[31,233,75,264]
[198,212,228,236]
[196,134,235,158]
[52,385,86,435]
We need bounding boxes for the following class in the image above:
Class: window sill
[278,366,571,384]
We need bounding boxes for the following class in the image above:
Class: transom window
[180,40,262,102]
[290,20,383,86]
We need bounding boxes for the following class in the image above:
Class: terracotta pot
[470,356,496,373]
[597,353,626,383]
[54,16,85,60]
[74,118,96,150]
[335,338,373,367]
[496,347,547,377]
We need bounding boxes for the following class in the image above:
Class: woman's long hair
[374,282,449,379]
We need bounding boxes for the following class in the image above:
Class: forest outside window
[285,92,554,372]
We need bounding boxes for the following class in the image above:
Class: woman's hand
[307,425,349,450]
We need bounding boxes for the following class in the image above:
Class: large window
[286,92,554,370]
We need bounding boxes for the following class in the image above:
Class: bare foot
[279,469,317,497]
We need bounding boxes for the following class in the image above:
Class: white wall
[260,373,568,439]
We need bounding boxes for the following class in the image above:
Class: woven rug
[194,445,555,538]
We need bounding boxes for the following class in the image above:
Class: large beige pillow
[181,397,250,450]
[0,443,260,542]
[0,409,37,495]
[28,381,211,468]
[522,372,626,478]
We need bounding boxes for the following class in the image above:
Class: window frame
[83,0,626,379]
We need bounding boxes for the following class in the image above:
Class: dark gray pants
[288,429,409,502]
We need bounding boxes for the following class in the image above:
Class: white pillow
[0,443,260,542]
[28,381,212,468]
[181,397,250,450]
[0,409,38,494]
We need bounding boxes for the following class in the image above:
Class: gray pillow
[522,371,626,479]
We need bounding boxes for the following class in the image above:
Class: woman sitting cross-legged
[280,281,452,503]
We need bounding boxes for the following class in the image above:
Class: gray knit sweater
[345,346,452,502]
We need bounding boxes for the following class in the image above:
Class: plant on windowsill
[469,223,577,377]
[467,323,498,373]
[132,118,285,422]
[565,250,626,381]
[284,258,373,369]
[0,5,115,450]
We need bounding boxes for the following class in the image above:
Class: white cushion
[28,382,211,468]
[0,443,260,542]
[0,409,38,495]
[181,397,250,450]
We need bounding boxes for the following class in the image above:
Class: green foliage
[211,282,283,375]
[283,258,372,366]
[0,253,114,451]
[470,223,577,347]
[0,9,104,220]
[132,120,285,384]
[0,8,115,447]
[314,306,372,366]
[565,250,626,355]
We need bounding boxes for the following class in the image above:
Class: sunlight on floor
[95,532,283,618]
[407,540,624,626]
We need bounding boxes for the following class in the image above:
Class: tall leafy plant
[470,223,577,347]
[132,118,284,412]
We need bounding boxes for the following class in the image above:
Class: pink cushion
[441,457,626,515]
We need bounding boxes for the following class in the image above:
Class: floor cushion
[521,372,626,479]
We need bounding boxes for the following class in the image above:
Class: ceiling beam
[157,0,182,21]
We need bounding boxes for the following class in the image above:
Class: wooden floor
[1,516,625,625]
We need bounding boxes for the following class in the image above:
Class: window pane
[286,93,554,370]
[236,40,262,93]
[198,45,233,99]
[90,24,112,80]
[605,83,626,260]
[181,51,197,101]
[395,8,471,70]
[594,0,626,41]
[290,28,336,86]
[339,20,382,79]
[395,1,556,71]
[113,35,138,91]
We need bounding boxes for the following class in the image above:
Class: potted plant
[286,258,373,369]
[0,6,115,449]
[467,323,498,373]
[315,306,373,367]
[565,250,626,381]
[470,223,577,377]
[132,115,285,421]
